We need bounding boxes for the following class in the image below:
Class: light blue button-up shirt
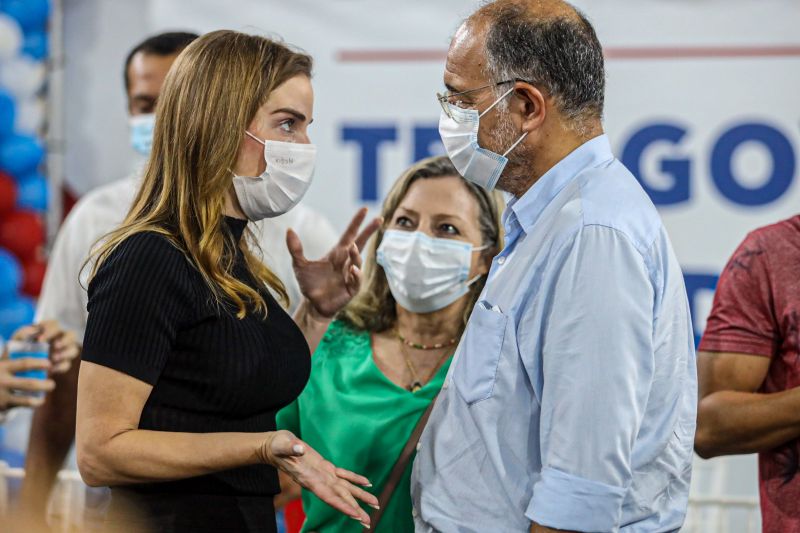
[411,135,697,533]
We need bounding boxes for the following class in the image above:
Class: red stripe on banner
[605,45,800,60]
[336,45,800,63]
[337,49,447,62]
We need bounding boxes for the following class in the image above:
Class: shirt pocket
[453,300,508,405]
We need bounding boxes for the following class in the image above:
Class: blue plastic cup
[7,339,49,398]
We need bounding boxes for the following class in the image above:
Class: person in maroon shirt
[696,215,800,533]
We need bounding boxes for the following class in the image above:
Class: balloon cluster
[0,0,50,340]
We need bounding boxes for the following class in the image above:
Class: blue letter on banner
[621,123,691,206]
[711,122,795,206]
[341,126,398,201]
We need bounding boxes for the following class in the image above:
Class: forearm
[292,298,332,354]
[78,428,267,487]
[696,388,800,457]
[18,361,79,512]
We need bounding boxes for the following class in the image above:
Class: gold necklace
[397,331,458,350]
[399,340,452,393]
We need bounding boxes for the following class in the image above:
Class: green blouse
[277,320,451,533]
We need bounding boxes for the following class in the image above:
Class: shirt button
[497,256,506,265]
[412,507,418,518]
[442,379,449,390]
[416,441,422,452]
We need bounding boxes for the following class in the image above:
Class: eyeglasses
[436,78,530,119]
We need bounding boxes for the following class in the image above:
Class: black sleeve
[81,232,195,385]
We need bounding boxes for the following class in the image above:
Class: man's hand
[0,357,54,410]
[13,320,81,374]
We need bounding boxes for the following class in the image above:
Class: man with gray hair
[411,1,696,531]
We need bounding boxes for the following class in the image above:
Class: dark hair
[123,31,200,91]
[481,2,605,128]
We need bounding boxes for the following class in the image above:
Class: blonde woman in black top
[75,31,379,532]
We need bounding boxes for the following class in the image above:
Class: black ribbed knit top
[81,217,311,497]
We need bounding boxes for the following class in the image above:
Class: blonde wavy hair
[89,30,312,317]
[341,156,505,333]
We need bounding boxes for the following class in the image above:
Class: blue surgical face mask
[377,230,488,313]
[438,87,528,191]
[129,113,155,156]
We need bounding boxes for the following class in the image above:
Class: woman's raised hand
[287,208,381,319]
[260,430,379,528]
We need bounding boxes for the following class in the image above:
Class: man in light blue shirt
[411,1,697,531]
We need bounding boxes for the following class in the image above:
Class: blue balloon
[0,247,21,303]
[0,89,14,139]
[15,172,48,211]
[0,295,35,340]
[22,30,48,60]
[0,134,44,176]
[1,0,50,32]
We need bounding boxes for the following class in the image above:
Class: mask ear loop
[476,86,530,157]
[478,86,516,119]
[245,130,266,145]
[465,242,494,286]
[503,131,529,157]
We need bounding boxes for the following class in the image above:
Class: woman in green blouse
[277,156,504,532]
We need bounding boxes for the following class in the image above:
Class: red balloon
[0,172,16,213]
[22,256,47,297]
[0,210,45,261]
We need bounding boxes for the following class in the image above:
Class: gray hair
[480,2,605,132]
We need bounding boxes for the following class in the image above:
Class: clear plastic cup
[7,339,50,398]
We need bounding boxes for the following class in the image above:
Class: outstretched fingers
[335,467,372,488]
[354,216,383,251]
[312,480,370,527]
[286,229,308,267]
[338,208,369,248]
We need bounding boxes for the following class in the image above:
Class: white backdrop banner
[139,0,800,345]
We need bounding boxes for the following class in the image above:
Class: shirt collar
[503,134,614,235]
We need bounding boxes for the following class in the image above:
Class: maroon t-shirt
[700,215,800,532]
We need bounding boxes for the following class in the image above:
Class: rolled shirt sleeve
[528,225,655,531]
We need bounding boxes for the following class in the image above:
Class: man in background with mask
[411,1,697,532]
[15,31,338,527]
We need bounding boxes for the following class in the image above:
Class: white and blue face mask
[129,113,155,156]
[377,229,488,314]
[438,87,528,191]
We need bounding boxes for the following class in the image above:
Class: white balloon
[15,96,46,135]
[0,56,46,98]
[0,14,23,61]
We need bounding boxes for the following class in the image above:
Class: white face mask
[232,131,317,220]
[377,229,488,314]
[438,87,528,191]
